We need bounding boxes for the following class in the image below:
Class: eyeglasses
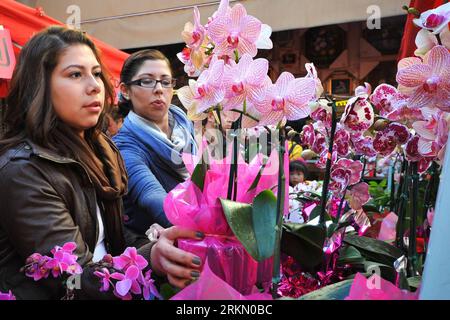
[127,78,177,89]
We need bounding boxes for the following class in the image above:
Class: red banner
[0,28,16,80]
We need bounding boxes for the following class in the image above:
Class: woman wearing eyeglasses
[113,50,197,235]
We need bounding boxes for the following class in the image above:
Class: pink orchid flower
[47,243,82,276]
[341,85,375,133]
[254,72,316,126]
[405,135,435,173]
[208,3,262,58]
[334,127,350,157]
[24,253,50,281]
[182,7,206,51]
[300,123,315,147]
[330,159,363,194]
[94,268,115,292]
[316,150,338,170]
[370,84,424,125]
[139,270,162,300]
[346,182,370,211]
[413,2,450,34]
[351,134,377,157]
[414,28,450,58]
[373,123,411,157]
[412,111,449,161]
[177,57,226,117]
[311,132,327,155]
[0,290,16,300]
[111,265,141,300]
[222,53,270,112]
[396,45,450,112]
[113,247,148,271]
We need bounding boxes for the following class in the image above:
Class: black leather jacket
[0,140,153,299]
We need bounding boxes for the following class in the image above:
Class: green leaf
[407,276,421,289]
[220,190,278,262]
[252,190,278,260]
[191,159,207,192]
[363,261,397,283]
[298,279,353,300]
[281,223,326,270]
[337,246,365,265]
[343,234,403,266]
[159,283,180,300]
[220,198,259,259]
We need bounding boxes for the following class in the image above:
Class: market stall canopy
[18,0,407,49]
[0,0,129,97]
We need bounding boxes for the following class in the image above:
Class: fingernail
[184,279,192,286]
[196,231,205,239]
[192,257,202,266]
[190,271,200,278]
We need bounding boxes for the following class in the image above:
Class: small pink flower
[94,268,114,292]
[311,132,327,155]
[139,270,162,300]
[111,266,141,299]
[113,247,148,271]
[0,290,16,300]
[300,123,315,147]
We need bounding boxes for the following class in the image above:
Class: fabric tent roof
[19,0,407,49]
[0,0,129,97]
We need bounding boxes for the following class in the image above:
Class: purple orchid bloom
[94,268,115,292]
[112,247,148,271]
[0,290,16,300]
[139,270,162,300]
[111,265,142,300]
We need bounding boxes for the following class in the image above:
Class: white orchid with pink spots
[341,83,375,133]
[413,2,450,34]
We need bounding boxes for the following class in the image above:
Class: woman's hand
[150,226,204,288]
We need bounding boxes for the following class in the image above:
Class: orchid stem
[335,189,347,223]
[409,161,419,276]
[271,126,286,299]
[319,98,337,225]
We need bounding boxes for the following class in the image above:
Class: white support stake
[420,136,450,299]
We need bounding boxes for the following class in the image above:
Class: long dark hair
[0,26,115,159]
[118,49,172,117]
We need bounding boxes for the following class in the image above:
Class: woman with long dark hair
[0,26,203,299]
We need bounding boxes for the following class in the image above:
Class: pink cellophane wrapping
[178,237,263,295]
[171,258,272,300]
[345,273,419,300]
[164,142,286,294]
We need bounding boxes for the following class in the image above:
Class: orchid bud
[372,118,390,131]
